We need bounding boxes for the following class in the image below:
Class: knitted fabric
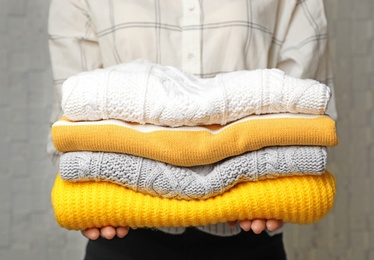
[60,146,327,200]
[52,113,338,166]
[51,171,336,230]
[61,60,331,126]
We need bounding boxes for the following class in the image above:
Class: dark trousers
[84,227,287,260]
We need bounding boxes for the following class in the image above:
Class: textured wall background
[0,0,373,259]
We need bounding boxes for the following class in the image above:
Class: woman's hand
[82,219,283,240]
[228,219,284,234]
[81,226,132,240]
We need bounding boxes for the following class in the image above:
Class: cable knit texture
[52,114,338,166]
[61,60,331,126]
[51,171,336,230]
[60,146,327,200]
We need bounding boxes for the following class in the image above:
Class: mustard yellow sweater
[51,171,336,230]
[52,114,338,166]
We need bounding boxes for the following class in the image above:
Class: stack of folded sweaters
[50,60,338,230]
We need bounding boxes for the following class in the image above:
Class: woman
[47,1,336,259]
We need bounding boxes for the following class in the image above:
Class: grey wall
[0,0,373,259]
[0,0,87,259]
[283,1,374,259]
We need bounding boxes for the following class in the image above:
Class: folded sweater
[61,60,331,126]
[52,113,338,167]
[51,171,336,230]
[60,146,327,200]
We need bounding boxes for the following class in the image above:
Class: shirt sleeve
[276,0,337,120]
[47,0,103,164]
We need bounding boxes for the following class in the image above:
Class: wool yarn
[61,60,331,126]
[52,114,338,166]
[51,171,336,230]
[60,146,327,200]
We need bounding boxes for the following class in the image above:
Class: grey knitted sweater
[60,146,327,200]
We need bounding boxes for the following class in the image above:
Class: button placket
[181,0,202,74]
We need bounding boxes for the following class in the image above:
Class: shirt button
[189,5,195,11]
[188,53,195,60]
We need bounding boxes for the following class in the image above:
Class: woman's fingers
[81,226,131,240]
[81,220,283,240]
[239,219,283,234]
[116,226,130,238]
[81,228,101,240]
[266,219,283,231]
[238,220,252,232]
[250,219,266,234]
[100,226,117,239]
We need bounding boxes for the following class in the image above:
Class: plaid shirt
[48,0,336,236]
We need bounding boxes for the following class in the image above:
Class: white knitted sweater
[61,60,331,126]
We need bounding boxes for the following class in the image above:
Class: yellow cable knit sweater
[52,114,338,166]
[51,171,336,230]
